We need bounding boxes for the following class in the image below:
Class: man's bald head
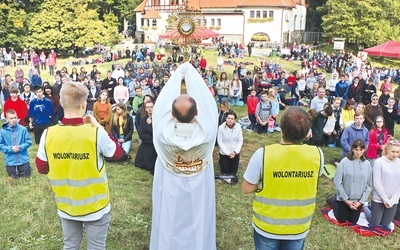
[172,94,197,123]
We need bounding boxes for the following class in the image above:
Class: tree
[92,0,141,31]
[320,0,400,47]
[305,0,327,31]
[27,0,120,50]
[0,1,28,49]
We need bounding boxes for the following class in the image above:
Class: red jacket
[365,128,389,159]
[247,95,259,115]
[288,76,296,87]
[200,58,207,69]
[4,97,28,126]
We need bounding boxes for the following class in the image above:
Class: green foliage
[0,1,28,48]
[0,0,138,50]
[26,0,120,50]
[321,0,400,47]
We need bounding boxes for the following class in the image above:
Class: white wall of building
[135,4,307,45]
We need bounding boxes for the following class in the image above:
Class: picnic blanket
[393,219,400,228]
[322,164,337,179]
[321,207,396,237]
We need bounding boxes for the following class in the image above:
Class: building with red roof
[134,0,307,45]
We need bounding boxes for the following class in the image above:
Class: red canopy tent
[363,40,400,58]
[159,27,219,41]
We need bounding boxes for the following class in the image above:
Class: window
[217,19,221,26]
[256,11,261,18]
[141,18,144,26]
[211,19,215,26]
[146,19,150,26]
[250,11,255,18]
[300,15,303,29]
[263,11,268,18]
[152,19,157,27]
[269,11,274,18]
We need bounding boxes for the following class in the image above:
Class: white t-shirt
[244,146,324,240]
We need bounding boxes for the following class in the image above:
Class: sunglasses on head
[389,140,400,146]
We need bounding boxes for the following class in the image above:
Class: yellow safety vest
[253,144,320,235]
[45,124,109,217]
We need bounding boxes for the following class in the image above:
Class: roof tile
[134,0,147,12]
[143,8,162,19]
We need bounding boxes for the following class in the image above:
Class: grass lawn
[1,48,400,249]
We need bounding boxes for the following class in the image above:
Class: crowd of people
[1,43,400,249]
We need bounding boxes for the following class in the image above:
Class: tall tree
[27,0,120,50]
[91,0,141,31]
[0,0,28,49]
[320,0,400,47]
[305,0,327,31]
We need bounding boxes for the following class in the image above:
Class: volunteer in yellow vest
[243,107,323,250]
[35,82,124,249]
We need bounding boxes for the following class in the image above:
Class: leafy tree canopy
[320,0,400,47]
[0,0,28,49]
[0,0,140,50]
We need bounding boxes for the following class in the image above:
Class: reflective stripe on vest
[49,171,107,187]
[253,144,320,235]
[45,124,109,217]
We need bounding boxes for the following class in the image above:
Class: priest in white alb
[150,62,218,250]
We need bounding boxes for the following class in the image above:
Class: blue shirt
[29,97,54,126]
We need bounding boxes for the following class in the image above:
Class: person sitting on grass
[111,103,133,155]
[246,89,259,131]
[255,91,272,134]
[365,116,389,167]
[340,112,369,158]
[328,139,372,224]
[268,88,282,132]
[307,102,333,146]
[217,111,243,177]
[364,138,400,230]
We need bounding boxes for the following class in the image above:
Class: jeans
[60,212,110,250]
[33,125,49,144]
[230,96,240,106]
[291,97,298,106]
[119,135,131,154]
[254,230,305,250]
[218,95,228,104]
[6,162,31,179]
[49,66,55,76]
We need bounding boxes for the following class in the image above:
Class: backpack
[238,117,251,128]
